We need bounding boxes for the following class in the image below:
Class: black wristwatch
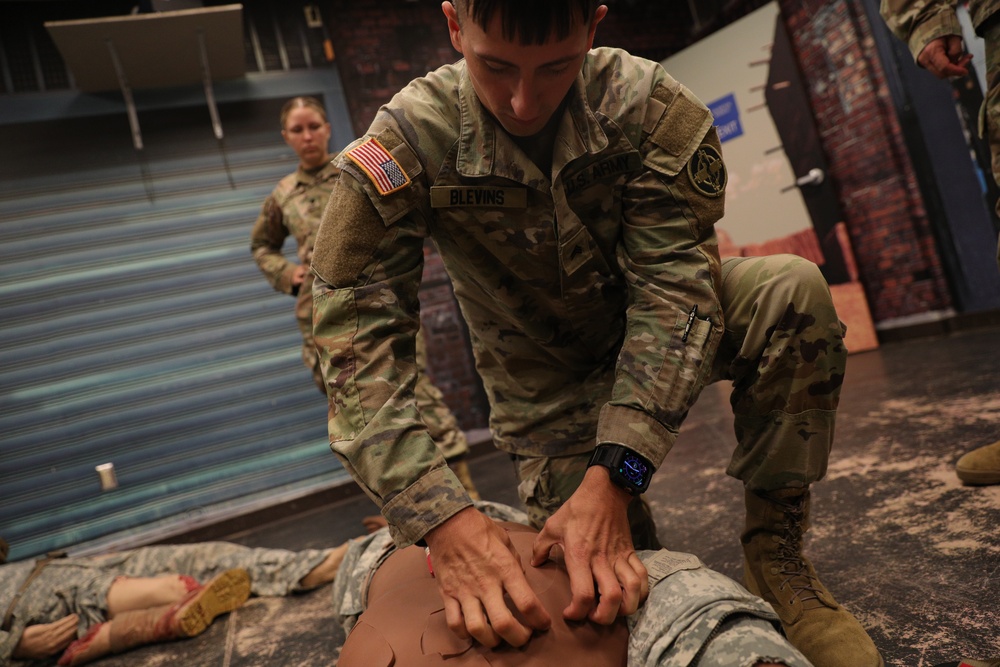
[587,444,653,495]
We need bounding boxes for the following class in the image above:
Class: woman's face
[282,106,331,169]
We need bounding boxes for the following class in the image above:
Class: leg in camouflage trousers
[712,255,882,667]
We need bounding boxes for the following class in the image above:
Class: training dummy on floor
[332,502,813,667]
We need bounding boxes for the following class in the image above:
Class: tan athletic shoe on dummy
[956,440,1000,485]
[168,568,251,637]
[742,489,883,667]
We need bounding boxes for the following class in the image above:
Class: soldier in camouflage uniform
[333,501,814,667]
[0,541,342,665]
[311,2,881,665]
[880,1,1000,488]
[251,96,481,497]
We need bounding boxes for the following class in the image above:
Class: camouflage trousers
[331,501,812,667]
[981,14,1000,268]
[0,542,330,664]
[513,255,844,528]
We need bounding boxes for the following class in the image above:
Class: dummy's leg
[627,550,811,667]
[110,542,334,597]
[105,574,199,615]
[299,542,350,589]
[714,255,881,667]
[58,569,250,666]
[512,452,661,550]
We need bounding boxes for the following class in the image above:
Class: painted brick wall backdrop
[778,0,953,322]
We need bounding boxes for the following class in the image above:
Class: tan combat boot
[956,440,1000,485]
[742,488,883,667]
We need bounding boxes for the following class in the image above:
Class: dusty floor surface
[73,326,1000,666]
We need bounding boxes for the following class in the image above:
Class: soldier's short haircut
[453,0,598,45]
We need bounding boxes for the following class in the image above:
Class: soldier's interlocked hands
[424,507,551,648]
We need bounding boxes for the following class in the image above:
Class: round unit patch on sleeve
[686,143,727,198]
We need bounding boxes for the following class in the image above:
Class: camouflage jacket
[250,160,340,296]
[312,48,727,546]
[880,0,1000,60]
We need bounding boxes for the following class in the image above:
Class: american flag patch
[345,138,411,195]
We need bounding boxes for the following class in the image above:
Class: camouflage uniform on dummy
[0,542,332,665]
[251,160,479,496]
[312,46,878,666]
[332,502,813,667]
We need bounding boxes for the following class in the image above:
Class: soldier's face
[282,107,332,169]
[444,3,606,137]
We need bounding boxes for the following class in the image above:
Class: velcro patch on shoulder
[346,137,411,196]
[644,83,715,176]
[311,175,387,288]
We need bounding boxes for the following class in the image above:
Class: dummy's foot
[299,543,350,589]
[362,515,389,533]
[169,568,251,637]
[956,441,1000,485]
[742,489,883,667]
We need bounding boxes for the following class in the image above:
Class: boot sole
[174,569,251,637]
[956,467,1000,485]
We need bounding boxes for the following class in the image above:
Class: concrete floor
[85,325,1000,667]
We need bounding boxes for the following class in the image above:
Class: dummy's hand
[917,34,973,79]
[424,507,551,648]
[531,467,649,624]
[291,264,308,287]
[12,614,79,659]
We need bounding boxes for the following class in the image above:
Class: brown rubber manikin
[338,522,628,666]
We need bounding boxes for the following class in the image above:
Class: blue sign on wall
[708,93,743,143]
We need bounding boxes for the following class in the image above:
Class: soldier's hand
[291,264,308,286]
[12,614,79,659]
[917,34,973,79]
[424,507,551,648]
[531,467,648,624]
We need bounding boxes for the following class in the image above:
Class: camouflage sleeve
[311,134,472,548]
[597,82,725,468]
[879,0,963,62]
[250,190,297,295]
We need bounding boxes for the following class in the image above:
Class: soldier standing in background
[311,2,883,665]
[880,1,1000,485]
[251,96,480,498]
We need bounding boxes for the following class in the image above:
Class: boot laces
[775,502,824,609]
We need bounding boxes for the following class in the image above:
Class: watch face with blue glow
[620,454,649,488]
